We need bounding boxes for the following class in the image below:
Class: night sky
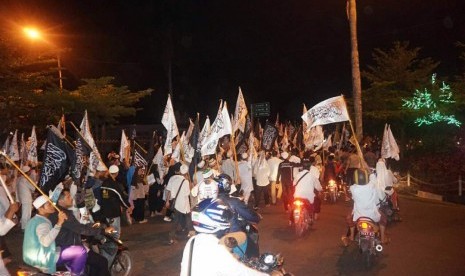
[3,0,465,125]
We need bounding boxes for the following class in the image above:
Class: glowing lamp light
[23,27,41,40]
[361,222,368,229]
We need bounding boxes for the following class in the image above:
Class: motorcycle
[292,198,313,237]
[379,187,401,224]
[191,197,260,259]
[356,217,383,267]
[324,179,338,203]
[86,228,132,276]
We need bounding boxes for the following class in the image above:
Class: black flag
[189,116,201,179]
[39,126,75,194]
[261,123,279,151]
[71,135,92,184]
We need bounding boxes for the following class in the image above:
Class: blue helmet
[215,173,232,194]
[191,198,232,234]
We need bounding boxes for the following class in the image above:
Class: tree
[403,74,461,127]
[362,41,440,129]
[68,77,153,126]
[0,36,153,135]
[347,0,363,141]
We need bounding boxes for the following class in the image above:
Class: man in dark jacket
[276,151,297,212]
[50,189,113,276]
[101,165,132,237]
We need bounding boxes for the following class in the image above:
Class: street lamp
[23,27,63,94]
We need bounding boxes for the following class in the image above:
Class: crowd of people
[0,136,400,275]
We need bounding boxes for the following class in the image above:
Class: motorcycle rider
[185,175,266,275]
[276,152,296,213]
[375,158,399,210]
[49,188,113,276]
[292,157,323,223]
[342,169,388,246]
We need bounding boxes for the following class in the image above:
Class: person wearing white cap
[16,165,36,230]
[24,195,88,275]
[165,164,193,245]
[191,168,219,204]
[238,152,254,204]
[193,160,206,185]
[207,158,220,177]
[101,165,132,238]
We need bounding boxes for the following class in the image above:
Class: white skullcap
[97,163,107,172]
[281,152,289,159]
[33,195,48,209]
[21,165,31,173]
[180,164,189,175]
[241,153,248,160]
[109,165,119,174]
[197,160,205,169]
[202,169,213,178]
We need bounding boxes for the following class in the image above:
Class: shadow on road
[335,244,387,275]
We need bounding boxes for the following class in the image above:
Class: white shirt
[166,175,191,214]
[180,234,268,276]
[194,171,204,185]
[255,161,270,187]
[16,175,35,203]
[191,180,219,202]
[293,168,322,203]
[267,157,282,182]
[350,175,384,222]
[238,161,253,193]
[221,158,236,182]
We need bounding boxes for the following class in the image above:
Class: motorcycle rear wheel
[111,251,132,276]
[295,209,308,237]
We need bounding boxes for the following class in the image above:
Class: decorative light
[402,74,461,127]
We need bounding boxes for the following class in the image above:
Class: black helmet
[353,169,369,185]
[215,173,232,194]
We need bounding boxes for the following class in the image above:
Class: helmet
[215,173,232,194]
[353,169,369,185]
[191,198,232,234]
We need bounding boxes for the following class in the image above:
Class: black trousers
[87,250,110,276]
[282,184,294,211]
[132,198,146,222]
[148,185,165,212]
[254,184,270,207]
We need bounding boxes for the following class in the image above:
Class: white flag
[172,132,184,162]
[20,133,27,164]
[305,125,324,150]
[119,130,131,164]
[381,124,390,160]
[161,95,179,155]
[2,136,10,153]
[80,110,104,172]
[234,87,248,133]
[152,147,166,180]
[198,116,211,151]
[302,96,350,129]
[323,134,333,150]
[387,125,400,161]
[201,101,225,156]
[382,124,400,161]
[220,101,233,137]
[8,130,20,161]
[185,118,195,142]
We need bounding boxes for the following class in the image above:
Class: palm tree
[347,0,363,140]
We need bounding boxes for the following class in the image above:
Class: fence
[397,173,464,197]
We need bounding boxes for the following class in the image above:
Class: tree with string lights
[402,74,461,127]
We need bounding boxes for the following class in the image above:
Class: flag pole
[0,151,61,211]
[230,132,240,184]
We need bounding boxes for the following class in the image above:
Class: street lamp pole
[57,53,63,94]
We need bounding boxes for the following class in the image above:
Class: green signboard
[252,102,270,117]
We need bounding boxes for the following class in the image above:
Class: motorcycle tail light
[361,222,368,229]
[294,200,304,206]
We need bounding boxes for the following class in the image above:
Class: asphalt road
[8,194,465,275]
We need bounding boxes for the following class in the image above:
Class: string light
[402,74,461,127]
